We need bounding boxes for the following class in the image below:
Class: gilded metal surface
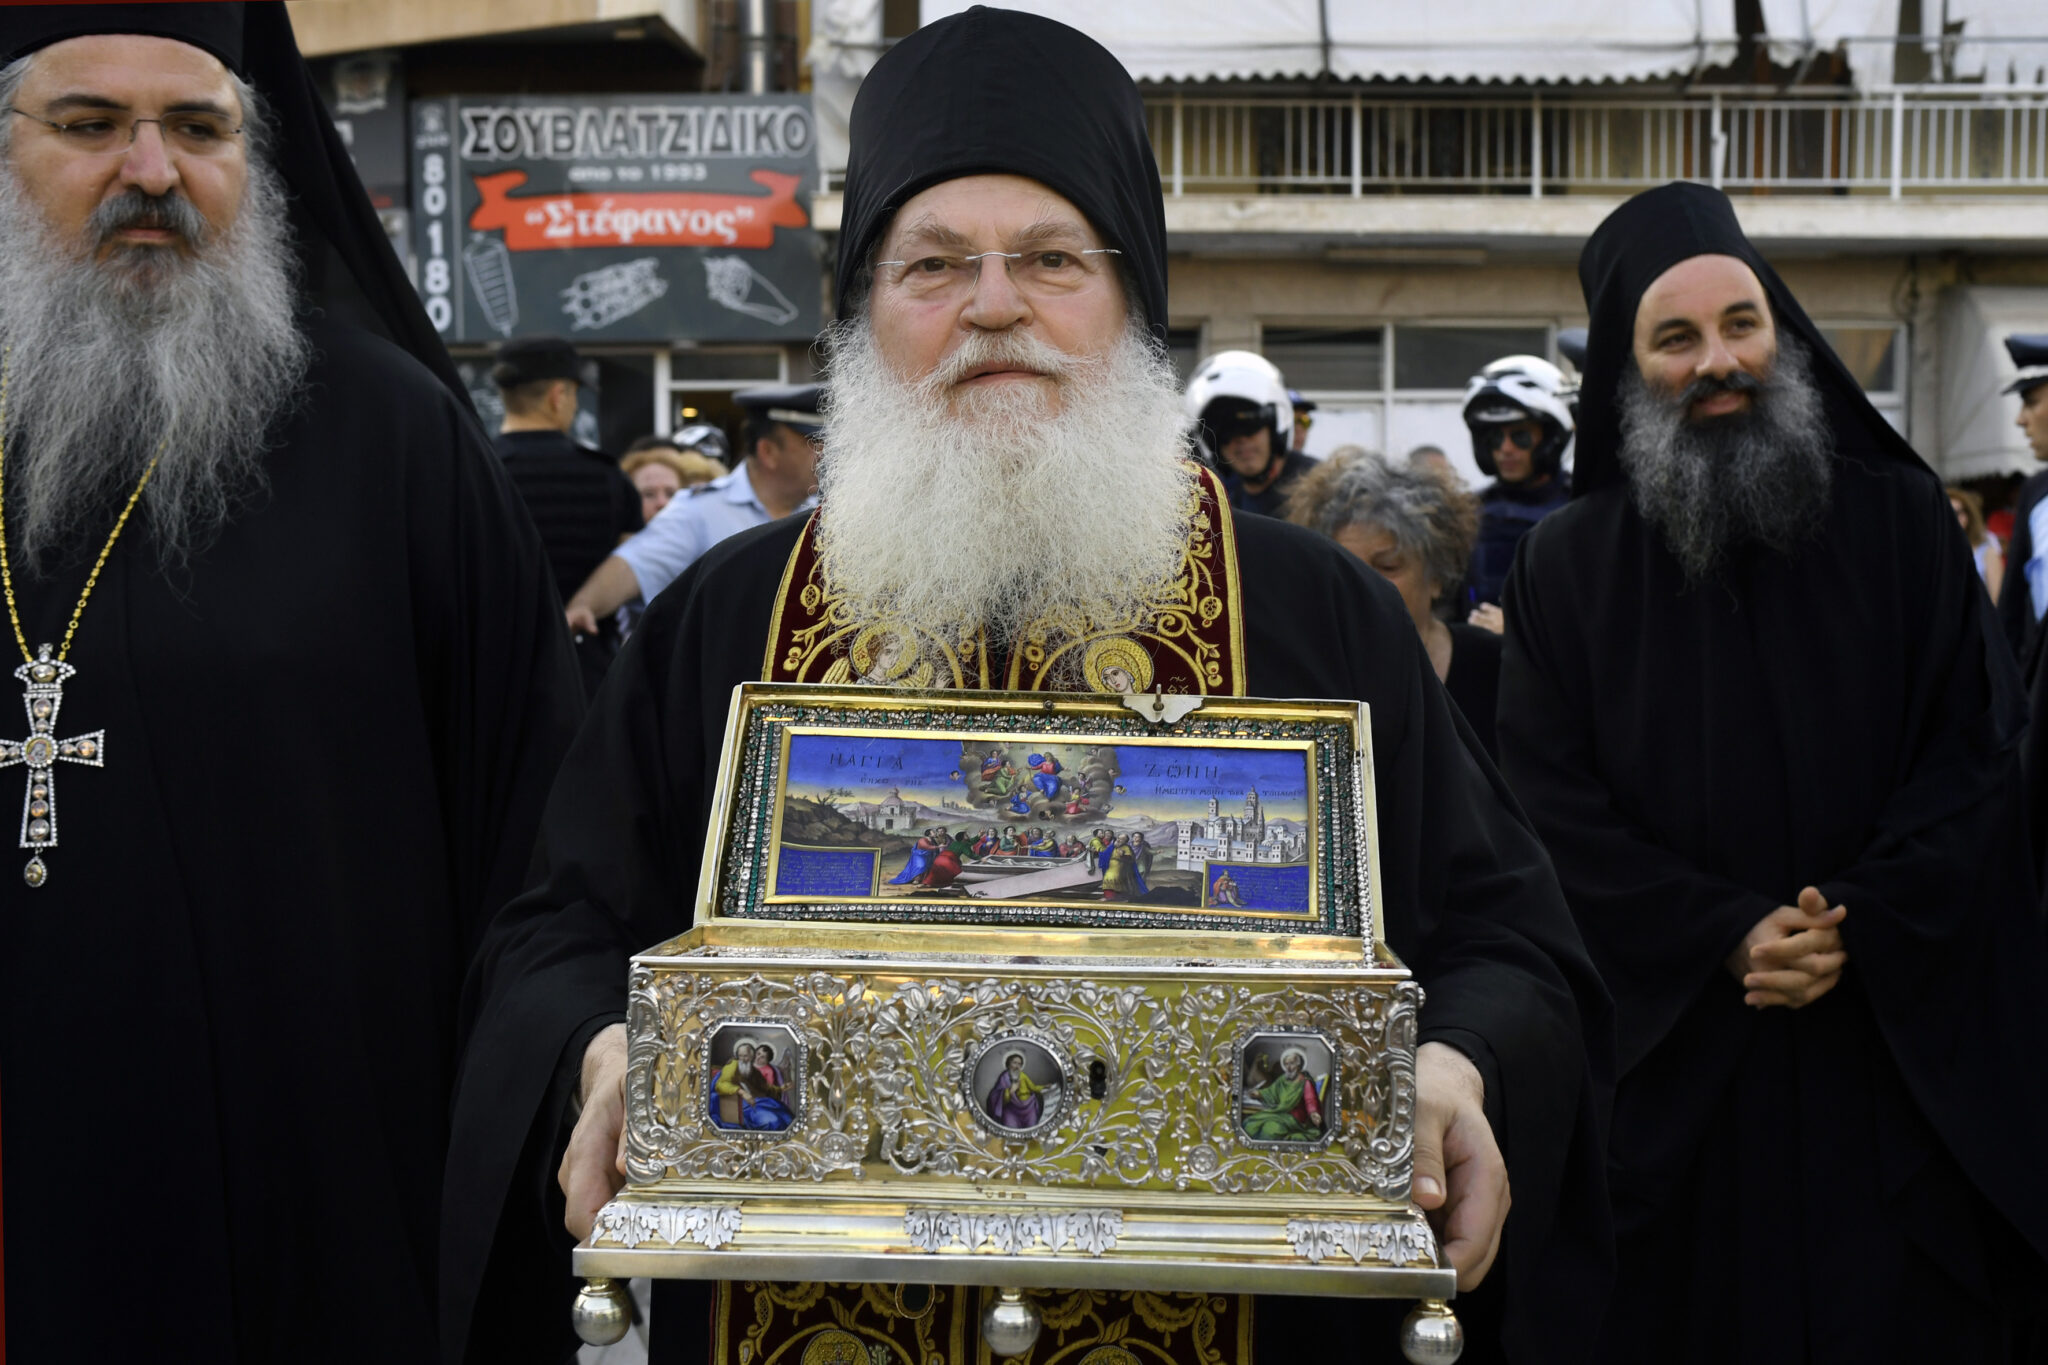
[622,949,1419,1201]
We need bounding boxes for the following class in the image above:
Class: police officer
[564,383,822,633]
[1184,351,1316,516]
[1461,354,1575,623]
[1994,334,2048,669]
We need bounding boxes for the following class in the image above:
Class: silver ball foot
[980,1287,1042,1359]
[1400,1298,1463,1364]
[573,1276,633,1347]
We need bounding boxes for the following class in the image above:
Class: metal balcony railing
[1141,91,2048,198]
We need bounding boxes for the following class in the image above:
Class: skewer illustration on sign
[703,254,800,326]
[562,258,671,332]
[463,233,520,336]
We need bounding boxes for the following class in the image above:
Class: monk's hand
[1725,887,1847,1009]
[1413,1041,1509,1291]
[560,1022,630,1242]
[1468,603,1505,635]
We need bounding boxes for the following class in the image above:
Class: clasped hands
[560,1028,1511,1293]
[1726,885,1847,1009]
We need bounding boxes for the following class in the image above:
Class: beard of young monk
[1616,329,1834,586]
[0,101,309,574]
[813,313,1196,673]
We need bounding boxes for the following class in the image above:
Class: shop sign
[410,94,821,344]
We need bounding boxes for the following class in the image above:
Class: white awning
[1935,285,2048,479]
[1760,0,2048,90]
[918,0,1739,85]
[1945,0,2048,86]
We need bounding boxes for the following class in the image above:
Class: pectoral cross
[0,645,104,888]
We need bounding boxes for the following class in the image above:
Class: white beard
[0,136,309,572]
[814,317,1196,677]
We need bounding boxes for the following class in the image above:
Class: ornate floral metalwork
[624,966,878,1184]
[592,1201,743,1251]
[902,1208,1123,1256]
[1283,1216,1438,1267]
[626,960,1419,1200]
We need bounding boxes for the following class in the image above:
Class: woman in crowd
[620,441,726,524]
[1946,485,2003,605]
[1287,447,1502,758]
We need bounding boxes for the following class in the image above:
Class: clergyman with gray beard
[0,7,582,1361]
[1500,182,2048,1363]
[449,10,1611,1365]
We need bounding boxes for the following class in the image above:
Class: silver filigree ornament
[623,967,877,1185]
[622,952,1422,1202]
[1,647,105,888]
[593,1201,743,1250]
[1283,1216,1438,1267]
[903,1207,1123,1256]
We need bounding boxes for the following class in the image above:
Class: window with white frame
[1264,320,1910,482]
[1817,324,1907,434]
[1262,323,1553,486]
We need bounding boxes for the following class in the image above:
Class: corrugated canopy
[918,0,1739,84]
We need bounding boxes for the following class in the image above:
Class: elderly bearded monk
[0,4,583,1359]
[446,10,1611,1365]
[1499,183,2048,1361]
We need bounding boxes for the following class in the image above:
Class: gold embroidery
[765,467,1245,698]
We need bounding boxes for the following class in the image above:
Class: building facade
[296,0,2048,489]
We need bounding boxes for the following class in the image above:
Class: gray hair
[1284,446,1479,592]
[0,53,274,162]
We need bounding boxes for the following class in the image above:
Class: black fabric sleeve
[1815,484,2048,1266]
[440,523,796,1365]
[1498,532,1776,1075]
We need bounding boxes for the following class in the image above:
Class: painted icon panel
[769,729,1314,917]
[705,1020,802,1134]
[965,1035,1070,1140]
[1236,1031,1337,1148]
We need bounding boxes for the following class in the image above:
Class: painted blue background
[774,844,879,897]
[1208,862,1312,914]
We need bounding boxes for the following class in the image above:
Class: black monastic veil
[448,9,1613,1364]
[1501,183,2048,1361]
[0,5,583,1359]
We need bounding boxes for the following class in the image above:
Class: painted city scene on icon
[766,728,1315,916]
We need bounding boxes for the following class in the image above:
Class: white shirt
[2027,495,2048,621]
[614,462,816,604]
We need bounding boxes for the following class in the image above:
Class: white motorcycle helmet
[1461,354,1575,479]
[1184,350,1292,471]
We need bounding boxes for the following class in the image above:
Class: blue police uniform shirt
[2027,495,2048,622]
[615,460,817,604]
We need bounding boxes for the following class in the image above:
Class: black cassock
[0,322,583,1360]
[446,509,1614,1365]
[1502,185,2048,1362]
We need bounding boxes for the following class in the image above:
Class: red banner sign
[468,168,809,251]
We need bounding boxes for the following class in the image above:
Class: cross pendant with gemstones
[0,644,104,888]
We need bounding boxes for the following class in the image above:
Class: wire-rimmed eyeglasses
[870,247,1122,302]
[7,106,244,158]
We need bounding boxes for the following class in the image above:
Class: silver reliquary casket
[573,684,1465,1361]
